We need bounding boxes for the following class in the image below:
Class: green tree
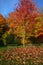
[6,33,21,46]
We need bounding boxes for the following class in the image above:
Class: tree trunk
[21,26,26,47]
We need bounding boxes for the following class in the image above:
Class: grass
[0,45,43,65]
[0,43,43,51]
[0,44,43,65]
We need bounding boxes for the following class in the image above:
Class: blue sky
[0,0,19,17]
[36,0,43,8]
[0,0,43,17]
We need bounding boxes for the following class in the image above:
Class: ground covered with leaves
[0,46,43,65]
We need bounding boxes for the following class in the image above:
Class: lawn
[0,45,43,65]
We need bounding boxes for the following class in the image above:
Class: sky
[0,0,43,17]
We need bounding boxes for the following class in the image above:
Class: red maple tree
[7,0,39,45]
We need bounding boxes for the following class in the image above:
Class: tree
[7,0,39,46]
[29,14,43,44]
[33,14,43,37]
[0,14,9,46]
[0,14,9,35]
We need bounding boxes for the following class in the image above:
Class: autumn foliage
[6,0,40,45]
[0,14,6,35]
[0,47,43,65]
[0,14,9,36]
[0,1,43,65]
[0,0,43,45]
[7,0,39,34]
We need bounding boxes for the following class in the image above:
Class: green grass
[0,43,43,51]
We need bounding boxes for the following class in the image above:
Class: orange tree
[29,14,43,44]
[0,14,9,46]
[7,0,39,46]
[33,14,43,37]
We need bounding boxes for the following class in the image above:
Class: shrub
[0,38,4,46]
[28,36,36,44]
[6,33,21,46]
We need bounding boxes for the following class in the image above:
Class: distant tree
[0,14,9,46]
[0,14,9,36]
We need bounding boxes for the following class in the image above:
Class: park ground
[0,44,43,65]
